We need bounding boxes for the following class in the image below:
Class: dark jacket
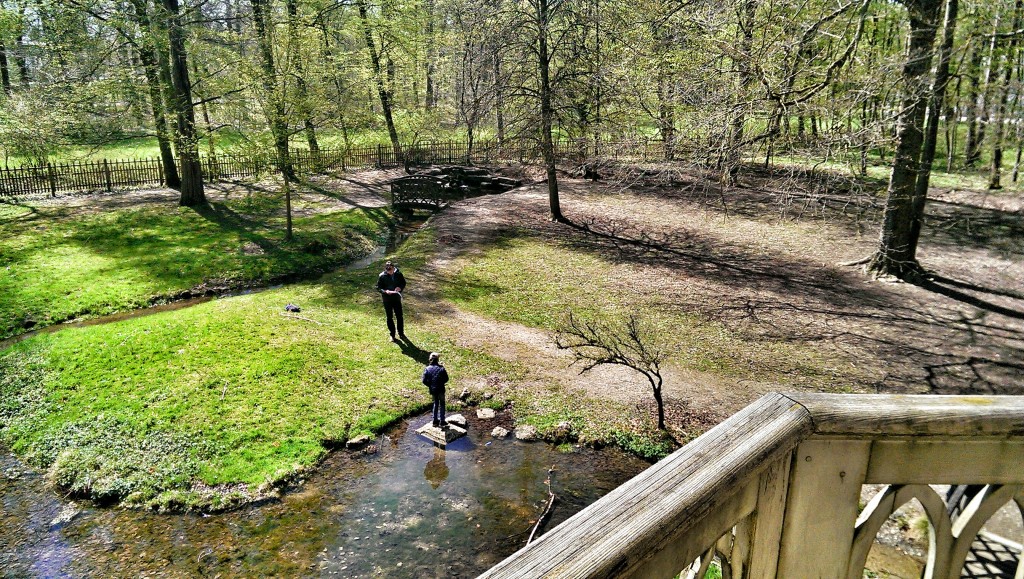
[377,269,406,298]
[422,363,449,393]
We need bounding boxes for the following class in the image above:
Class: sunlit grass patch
[0,266,515,510]
[0,200,391,339]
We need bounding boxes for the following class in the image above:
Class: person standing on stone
[376,260,406,341]
[422,352,449,428]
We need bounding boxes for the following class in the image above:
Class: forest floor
[416,162,1024,419]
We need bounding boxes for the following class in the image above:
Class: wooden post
[103,159,112,191]
[776,439,871,577]
[376,144,383,168]
[158,157,165,186]
[47,162,57,197]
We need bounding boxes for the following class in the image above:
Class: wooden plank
[623,476,759,578]
[479,393,813,579]
[789,394,1024,437]
[746,453,793,579]
[776,439,870,578]
[865,439,1024,484]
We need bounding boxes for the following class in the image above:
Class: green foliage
[0,199,390,339]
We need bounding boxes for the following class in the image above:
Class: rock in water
[446,413,467,428]
[346,434,373,450]
[491,426,509,438]
[50,503,81,529]
[514,425,539,441]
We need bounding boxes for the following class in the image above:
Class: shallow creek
[1,412,649,577]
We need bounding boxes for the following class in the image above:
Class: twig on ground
[527,466,557,546]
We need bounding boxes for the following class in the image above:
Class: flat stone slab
[415,423,467,445]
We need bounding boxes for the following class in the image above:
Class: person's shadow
[423,447,449,489]
[397,335,431,364]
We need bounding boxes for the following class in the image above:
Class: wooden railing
[480,393,1024,579]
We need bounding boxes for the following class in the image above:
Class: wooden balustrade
[479,393,1024,579]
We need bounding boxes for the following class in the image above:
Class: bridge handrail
[479,393,1024,579]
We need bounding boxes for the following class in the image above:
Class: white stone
[477,408,496,419]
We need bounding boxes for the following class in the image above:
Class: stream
[1,212,653,576]
[1,412,648,577]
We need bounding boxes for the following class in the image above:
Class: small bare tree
[555,312,668,430]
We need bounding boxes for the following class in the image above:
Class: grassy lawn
[0,196,391,340]
[0,264,515,510]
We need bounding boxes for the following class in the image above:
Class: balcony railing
[479,393,1024,578]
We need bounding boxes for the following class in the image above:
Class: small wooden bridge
[390,175,452,210]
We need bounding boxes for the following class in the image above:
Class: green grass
[0,197,392,340]
[0,266,515,511]
[443,237,854,389]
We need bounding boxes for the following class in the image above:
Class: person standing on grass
[422,352,449,428]
[376,260,406,341]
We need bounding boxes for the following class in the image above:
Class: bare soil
[416,165,1023,423]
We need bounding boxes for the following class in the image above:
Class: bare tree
[555,312,669,430]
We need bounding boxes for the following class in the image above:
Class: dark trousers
[431,388,446,424]
[382,295,404,337]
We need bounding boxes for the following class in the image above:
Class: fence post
[103,159,112,192]
[376,144,383,168]
[157,158,165,186]
[47,162,58,197]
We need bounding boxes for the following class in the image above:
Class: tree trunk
[161,0,205,206]
[14,2,28,86]
[493,45,505,144]
[867,0,942,280]
[724,0,757,184]
[356,0,401,159]
[129,0,180,190]
[963,38,984,167]
[988,0,1023,190]
[0,44,11,95]
[286,0,319,155]
[907,0,958,258]
[425,0,436,109]
[537,0,563,222]
[251,0,293,181]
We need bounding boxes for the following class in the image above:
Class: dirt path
[410,171,1024,422]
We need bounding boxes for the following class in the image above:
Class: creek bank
[0,412,650,577]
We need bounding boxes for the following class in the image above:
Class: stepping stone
[415,423,467,446]
[476,408,496,419]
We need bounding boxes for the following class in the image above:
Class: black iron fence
[0,138,667,199]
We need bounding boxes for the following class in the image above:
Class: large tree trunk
[907,0,958,258]
[129,0,180,190]
[162,0,206,206]
[537,0,563,222]
[867,0,942,280]
[356,0,401,159]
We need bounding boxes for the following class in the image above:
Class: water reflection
[424,447,449,489]
[1,413,649,577]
